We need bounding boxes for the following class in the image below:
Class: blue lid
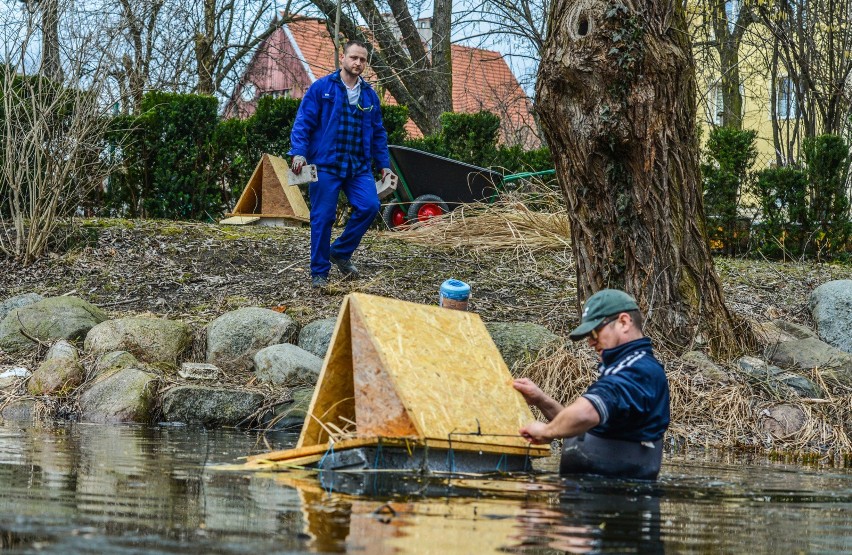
[440,279,470,300]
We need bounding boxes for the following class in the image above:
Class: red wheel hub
[417,203,444,221]
[391,207,406,227]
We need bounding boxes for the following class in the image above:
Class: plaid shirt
[330,91,369,177]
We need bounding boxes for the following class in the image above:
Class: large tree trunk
[536,0,752,356]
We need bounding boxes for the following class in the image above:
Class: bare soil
[1,218,849,348]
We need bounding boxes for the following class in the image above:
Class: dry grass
[388,195,571,258]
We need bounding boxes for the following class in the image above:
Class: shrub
[803,134,851,259]
[701,127,757,255]
[751,166,809,259]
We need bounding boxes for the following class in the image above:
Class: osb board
[230,154,310,222]
[296,299,356,448]
[219,216,260,225]
[350,302,419,437]
[291,293,547,455]
[266,154,310,220]
[348,293,538,451]
[247,436,547,465]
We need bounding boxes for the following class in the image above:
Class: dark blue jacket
[288,71,390,171]
[581,338,670,442]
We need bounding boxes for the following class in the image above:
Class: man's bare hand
[381,167,396,180]
[519,421,552,444]
[291,155,307,174]
[513,378,546,406]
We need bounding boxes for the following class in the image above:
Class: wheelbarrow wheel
[407,194,449,223]
[381,203,408,230]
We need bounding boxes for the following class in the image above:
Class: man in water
[515,289,670,479]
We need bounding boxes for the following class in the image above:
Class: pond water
[0,422,850,554]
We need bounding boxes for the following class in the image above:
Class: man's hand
[381,167,396,181]
[291,155,307,174]
[513,378,546,406]
[519,421,552,444]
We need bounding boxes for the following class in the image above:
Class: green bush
[701,127,757,255]
[381,104,410,145]
[751,166,809,258]
[803,134,851,258]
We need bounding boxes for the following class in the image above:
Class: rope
[373,437,385,470]
[495,453,507,473]
[318,441,335,470]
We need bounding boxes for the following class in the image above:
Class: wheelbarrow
[381,145,556,229]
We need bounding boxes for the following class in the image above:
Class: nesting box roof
[295,293,547,455]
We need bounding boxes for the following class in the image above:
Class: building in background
[224,17,540,148]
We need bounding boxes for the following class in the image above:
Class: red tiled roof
[225,17,540,147]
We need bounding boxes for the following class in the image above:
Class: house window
[709,84,724,125]
[263,89,291,99]
[775,76,799,120]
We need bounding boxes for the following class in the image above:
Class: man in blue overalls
[289,40,394,288]
[515,289,670,479]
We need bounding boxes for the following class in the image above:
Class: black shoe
[329,255,359,278]
[311,275,329,288]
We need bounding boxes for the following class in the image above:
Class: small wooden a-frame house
[221,153,310,226]
[246,293,550,473]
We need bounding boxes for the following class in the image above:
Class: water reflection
[0,422,849,553]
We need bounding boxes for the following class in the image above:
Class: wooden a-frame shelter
[246,293,550,469]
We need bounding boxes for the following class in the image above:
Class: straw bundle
[388,197,571,256]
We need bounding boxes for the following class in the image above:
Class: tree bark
[536,0,752,356]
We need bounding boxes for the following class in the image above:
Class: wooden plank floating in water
[249,293,550,470]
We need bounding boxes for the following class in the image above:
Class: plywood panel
[296,298,356,448]
[350,302,419,437]
[267,153,311,220]
[349,293,536,450]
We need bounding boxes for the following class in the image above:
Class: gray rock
[206,308,298,372]
[764,337,852,386]
[737,355,822,398]
[761,403,807,437]
[161,385,264,427]
[28,340,84,395]
[0,366,31,390]
[298,318,336,359]
[484,322,562,370]
[0,293,44,322]
[680,351,730,382]
[254,344,323,386]
[84,317,191,365]
[94,351,139,377]
[754,320,817,346]
[0,296,107,353]
[259,387,314,431]
[0,399,35,421]
[79,367,158,423]
[809,280,852,354]
[179,362,221,380]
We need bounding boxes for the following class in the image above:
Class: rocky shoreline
[0,218,851,460]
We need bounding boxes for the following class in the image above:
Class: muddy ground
[1,217,848,351]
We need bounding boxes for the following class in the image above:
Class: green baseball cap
[569,289,639,340]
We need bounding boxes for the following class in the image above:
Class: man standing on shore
[515,289,670,479]
[289,40,394,288]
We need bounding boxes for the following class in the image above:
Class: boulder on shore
[254,343,323,387]
[0,293,44,322]
[297,318,336,359]
[85,316,191,365]
[0,296,107,353]
[161,385,264,427]
[28,340,84,395]
[206,308,298,373]
[809,280,852,354]
[484,322,562,371]
[78,367,158,423]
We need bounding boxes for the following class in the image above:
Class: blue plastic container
[439,279,471,310]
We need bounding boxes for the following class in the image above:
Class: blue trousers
[309,169,380,277]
